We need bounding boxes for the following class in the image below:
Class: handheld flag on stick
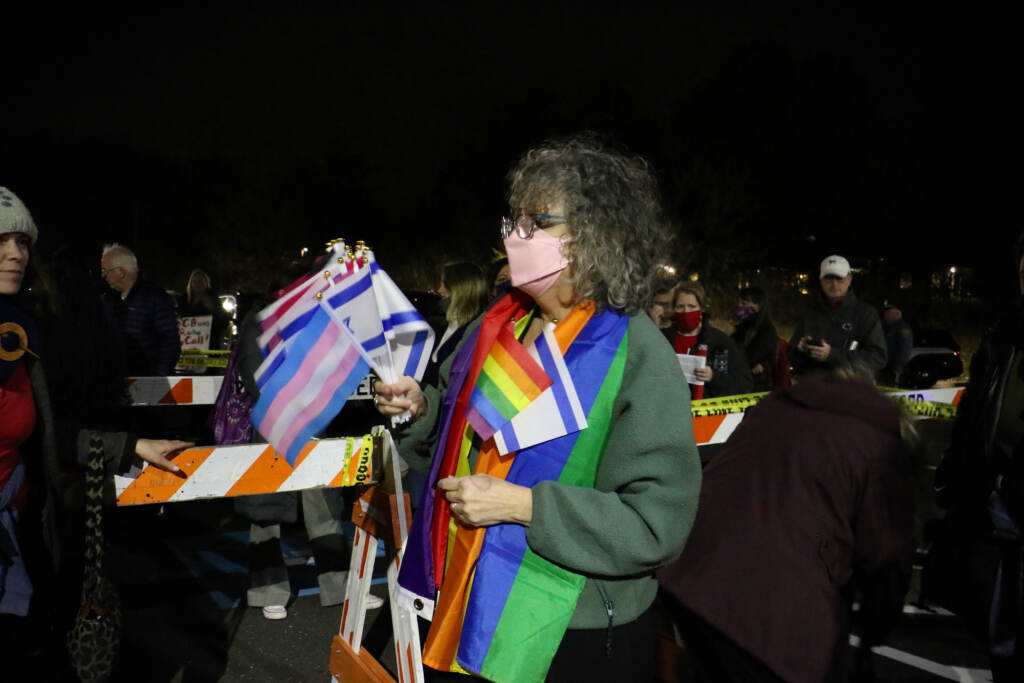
[255,245,356,389]
[252,301,373,465]
[364,248,435,384]
[251,240,434,462]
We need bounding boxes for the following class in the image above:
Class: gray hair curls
[506,133,672,313]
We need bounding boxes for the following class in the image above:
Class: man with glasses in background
[100,243,180,376]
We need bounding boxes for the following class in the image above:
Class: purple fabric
[208,344,256,445]
[0,460,30,616]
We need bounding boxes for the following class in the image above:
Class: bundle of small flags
[250,240,434,465]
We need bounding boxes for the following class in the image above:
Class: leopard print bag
[66,432,122,682]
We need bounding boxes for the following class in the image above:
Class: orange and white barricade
[126,376,225,406]
[126,374,375,406]
[330,427,423,683]
[114,435,381,505]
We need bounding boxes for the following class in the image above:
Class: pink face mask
[503,229,569,298]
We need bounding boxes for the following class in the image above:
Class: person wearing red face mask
[663,282,752,399]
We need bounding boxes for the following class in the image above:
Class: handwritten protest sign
[176,314,213,373]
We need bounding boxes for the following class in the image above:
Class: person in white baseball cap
[820,254,851,278]
[787,254,887,377]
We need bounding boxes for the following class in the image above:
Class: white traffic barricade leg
[339,527,379,652]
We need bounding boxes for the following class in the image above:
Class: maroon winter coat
[658,378,914,683]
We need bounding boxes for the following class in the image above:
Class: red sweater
[0,362,35,508]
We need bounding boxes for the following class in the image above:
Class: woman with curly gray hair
[375,134,701,682]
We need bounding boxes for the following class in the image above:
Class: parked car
[898,328,963,389]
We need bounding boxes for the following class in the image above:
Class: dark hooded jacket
[658,378,914,683]
[731,311,778,392]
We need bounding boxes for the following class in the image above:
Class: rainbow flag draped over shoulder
[397,291,629,683]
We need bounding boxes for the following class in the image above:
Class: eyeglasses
[100,266,123,277]
[499,213,567,240]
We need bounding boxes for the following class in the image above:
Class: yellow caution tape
[691,388,960,420]
[691,392,770,417]
[890,396,959,420]
[176,350,230,368]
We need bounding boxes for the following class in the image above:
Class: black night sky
[3,4,1021,300]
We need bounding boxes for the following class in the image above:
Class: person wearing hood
[664,281,753,399]
[730,286,779,392]
[788,255,887,378]
[658,370,916,682]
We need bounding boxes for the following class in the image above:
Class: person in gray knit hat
[0,186,39,246]
[1,186,191,674]
[1,187,38,299]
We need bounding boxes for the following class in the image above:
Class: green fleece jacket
[397,309,702,629]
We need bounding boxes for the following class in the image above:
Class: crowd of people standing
[2,125,1021,683]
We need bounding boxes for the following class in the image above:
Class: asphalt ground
[59,498,986,683]
[101,499,394,683]
[18,414,994,682]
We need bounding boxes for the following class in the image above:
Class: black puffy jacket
[103,279,181,376]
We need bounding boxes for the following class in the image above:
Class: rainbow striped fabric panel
[457,310,628,683]
[464,324,552,442]
[492,324,587,455]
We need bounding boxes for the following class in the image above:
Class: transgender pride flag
[254,256,356,389]
[251,299,372,465]
[249,242,432,458]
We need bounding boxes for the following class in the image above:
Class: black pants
[670,604,784,683]
[425,607,656,682]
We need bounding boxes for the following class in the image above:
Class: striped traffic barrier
[114,435,381,506]
[339,527,380,651]
[329,428,422,683]
[126,373,375,406]
[126,376,225,406]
